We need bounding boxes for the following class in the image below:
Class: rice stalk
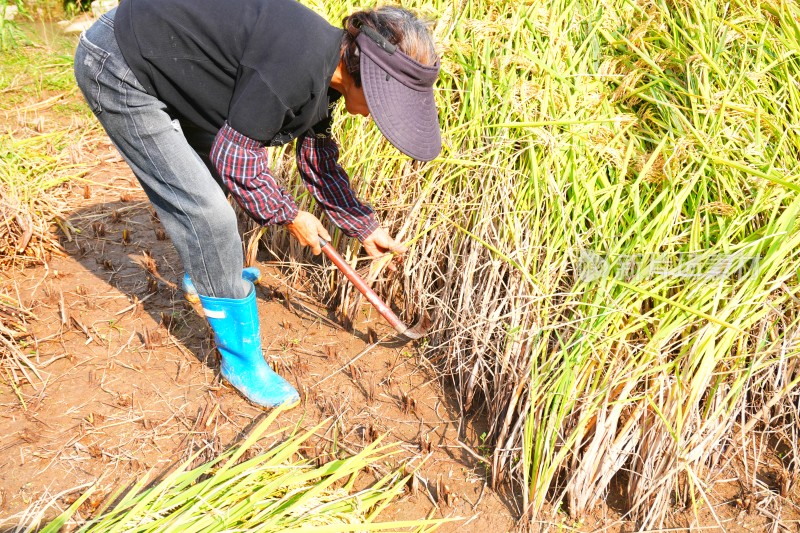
[34,408,449,533]
[0,291,41,393]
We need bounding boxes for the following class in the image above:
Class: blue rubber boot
[199,282,300,408]
[184,267,262,303]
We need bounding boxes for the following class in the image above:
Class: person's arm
[211,122,331,254]
[210,122,299,226]
[296,133,380,240]
[296,133,407,260]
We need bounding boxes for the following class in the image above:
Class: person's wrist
[283,206,301,226]
[356,219,381,242]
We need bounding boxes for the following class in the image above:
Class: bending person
[73,0,441,408]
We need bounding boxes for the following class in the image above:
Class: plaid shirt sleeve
[296,133,379,241]
[210,122,299,226]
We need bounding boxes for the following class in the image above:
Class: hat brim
[360,53,441,162]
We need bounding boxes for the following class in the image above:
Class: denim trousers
[73,8,248,299]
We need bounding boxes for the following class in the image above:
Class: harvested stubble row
[1,32,107,391]
[247,0,800,526]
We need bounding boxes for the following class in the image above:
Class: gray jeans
[74,8,248,299]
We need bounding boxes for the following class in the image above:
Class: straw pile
[0,129,89,267]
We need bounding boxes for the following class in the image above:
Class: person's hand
[286,211,331,255]
[362,227,407,271]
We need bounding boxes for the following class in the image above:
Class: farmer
[73,0,441,409]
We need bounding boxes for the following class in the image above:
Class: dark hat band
[356,31,440,91]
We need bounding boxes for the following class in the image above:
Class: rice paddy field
[2,0,800,530]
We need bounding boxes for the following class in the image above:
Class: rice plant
[250,0,800,526]
[35,408,445,532]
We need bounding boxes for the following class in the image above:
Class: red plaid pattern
[211,122,379,240]
[296,134,379,240]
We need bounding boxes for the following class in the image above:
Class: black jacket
[114,0,343,144]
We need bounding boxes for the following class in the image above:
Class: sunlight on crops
[1,0,798,527]
[251,0,800,527]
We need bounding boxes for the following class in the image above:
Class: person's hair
[341,6,437,88]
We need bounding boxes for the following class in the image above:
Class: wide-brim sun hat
[356,26,441,162]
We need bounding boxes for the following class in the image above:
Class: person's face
[343,84,370,117]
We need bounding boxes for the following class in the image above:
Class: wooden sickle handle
[319,238,409,336]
